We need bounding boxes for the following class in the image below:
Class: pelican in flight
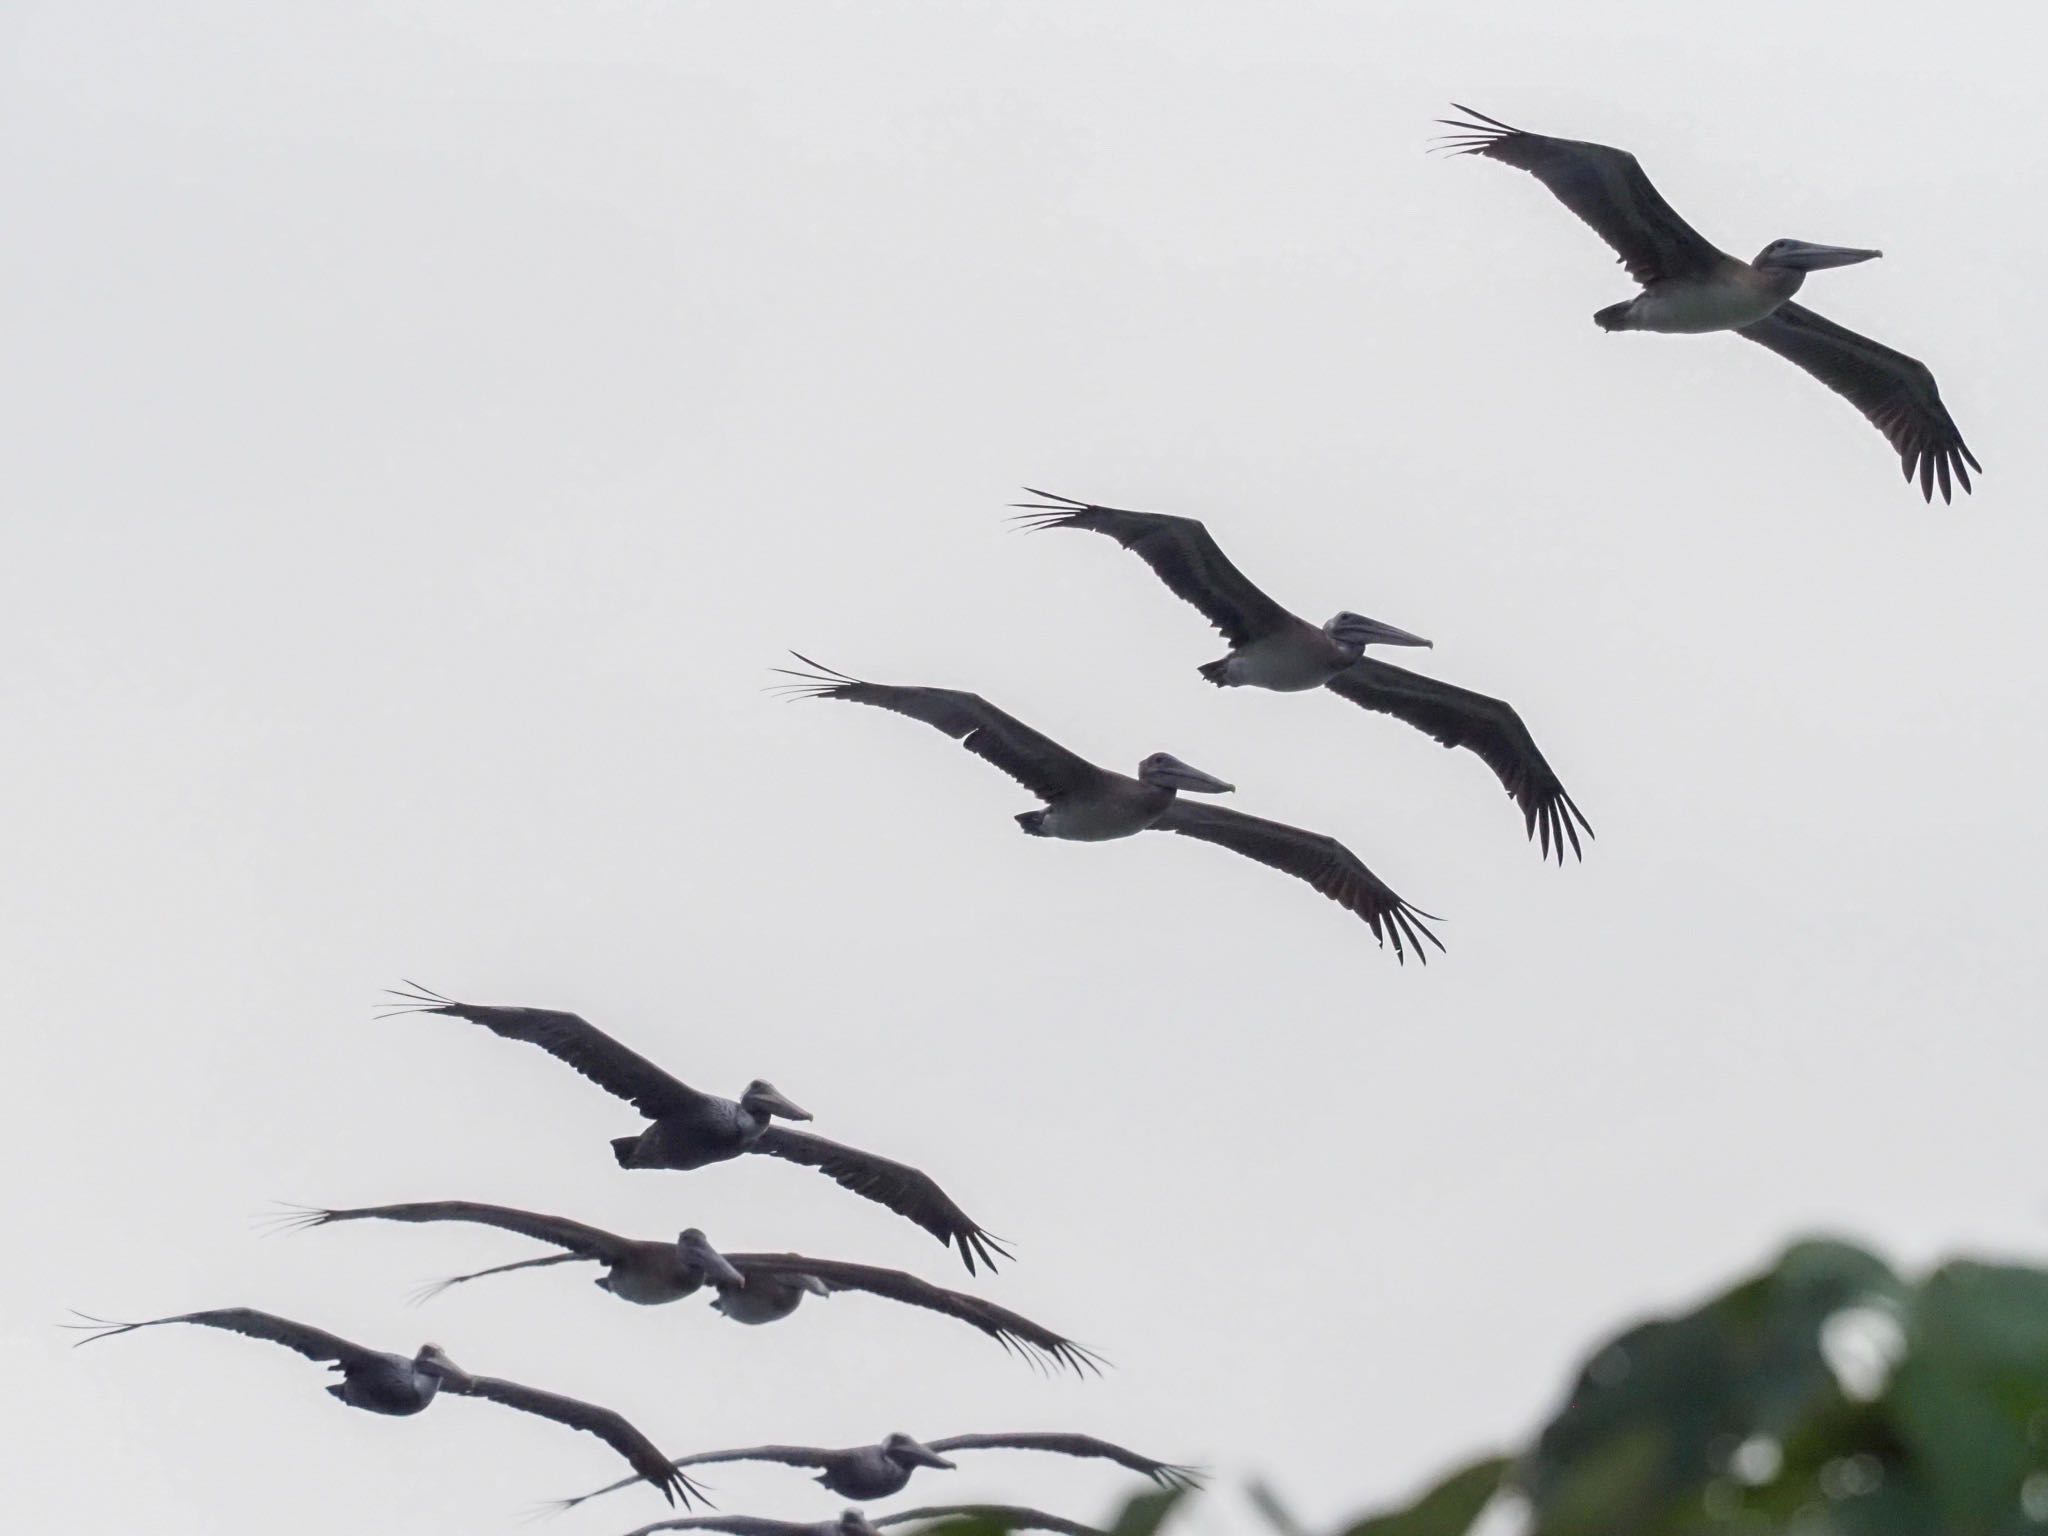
[1439,106,1979,502]
[1014,490,1592,862]
[64,1307,701,1504]
[276,1202,1098,1373]
[554,1430,1197,1511]
[379,985,1007,1273]
[780,659,1440,958]
[618,1509,1102,1536]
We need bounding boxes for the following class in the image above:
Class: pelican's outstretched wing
[927,1433,1199,1488]
[878,1507,1106,1536]
[728,1254,1099,1373]
[620,1519,808,1536]
[1150,801,1443,960]
[549,1446,840,1516]
[776,659,1110,804]
[1438,106,1726,285]
[1324,661,1592,863]
[276,1201,636,1265]
[746,1132,1010,1275]
[411,1251,587,1304]
[380,984,708,1121]
[1011,490,1293,646]
[65,1306,378,1370]
[440,1373,702,1506]
[1737,301,1979,502]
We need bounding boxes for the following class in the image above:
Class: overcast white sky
[4,3,2045,1533]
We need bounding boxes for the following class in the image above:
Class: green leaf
[1522,1237,1908,1536]
[1337,1454,1511,1536]
[1886,1260,2048,1535]
[1108,1487,1188,1536]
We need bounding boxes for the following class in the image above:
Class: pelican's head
[1753,238,1882,272]
[413,1343,472,1388]
[740,1079,812,1122]
[1137,753,1235,794]
[882,1432,957,1471]
[677,1227,747,1288]
[836,1514,883,1536]
[1324,611,1432,657]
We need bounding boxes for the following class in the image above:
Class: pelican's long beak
[1778,241,1883,270]
[1143,754,1235,794]
[1332,613,1433,651]
[703,1249,747,1288]
[904,1439,956,1470]
[420,1347,474,1390]
[752,1084,812,1121]
[681,1231,747,1287]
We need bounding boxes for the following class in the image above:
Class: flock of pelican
[71,103,1978,1534]
[768,475,1594,958]
[72,979,1180,1533]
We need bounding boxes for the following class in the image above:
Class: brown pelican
[1439,106,1979,502]
[64,1307,702,1504]
[618,1510,1103,1536]
[1013,490,1592,861]
[274,1202,1097,1373]
[379,985,1007,1273]
[554,1430,1198,1511]
[777,658,1441,960]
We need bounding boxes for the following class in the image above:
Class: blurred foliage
[929,1237,2048,1536]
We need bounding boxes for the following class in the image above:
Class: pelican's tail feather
[1594,300,1636,331]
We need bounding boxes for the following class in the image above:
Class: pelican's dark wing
[1324,661,1592,863]
[745,1132,1010,1275]
[1438,106,1726,285]
[441,1373,703,1506]
[411,1251,588,1304]
[548,1445,838,1515]
[381,984,707,1121]
[1150,801,1443,961]
[620,1520,806,1536]
[926,1433,1199,1488]
[776,660,1110,804]
[66,1307,378,1370]
[1012,490,1294,646]
[877,1507,1106,1536]
[277,1201,636,1264]
[1736,301,1980,502]
[728,1254,1100,1374]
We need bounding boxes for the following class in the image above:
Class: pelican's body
[593,1233,744,1305]
[1613,259,1805,334]
[1025,775,1175,841]
[806,1437,953,1500]
[616,1089,803,1172]
[779,657,1442,959]
[560,1430,1194,1515]
[1441,106,1979,500]
[328,1345,452,1414]
[1212,621,1376,691]
[378,987,1007,1272]
[621,1510,1102,1536]
[709,1271,830,1323]
[284,1202,1093,1370]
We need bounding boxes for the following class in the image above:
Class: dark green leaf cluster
[935,1238,2048,1536]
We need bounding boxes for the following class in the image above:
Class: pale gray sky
[4,3,2044,1533]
